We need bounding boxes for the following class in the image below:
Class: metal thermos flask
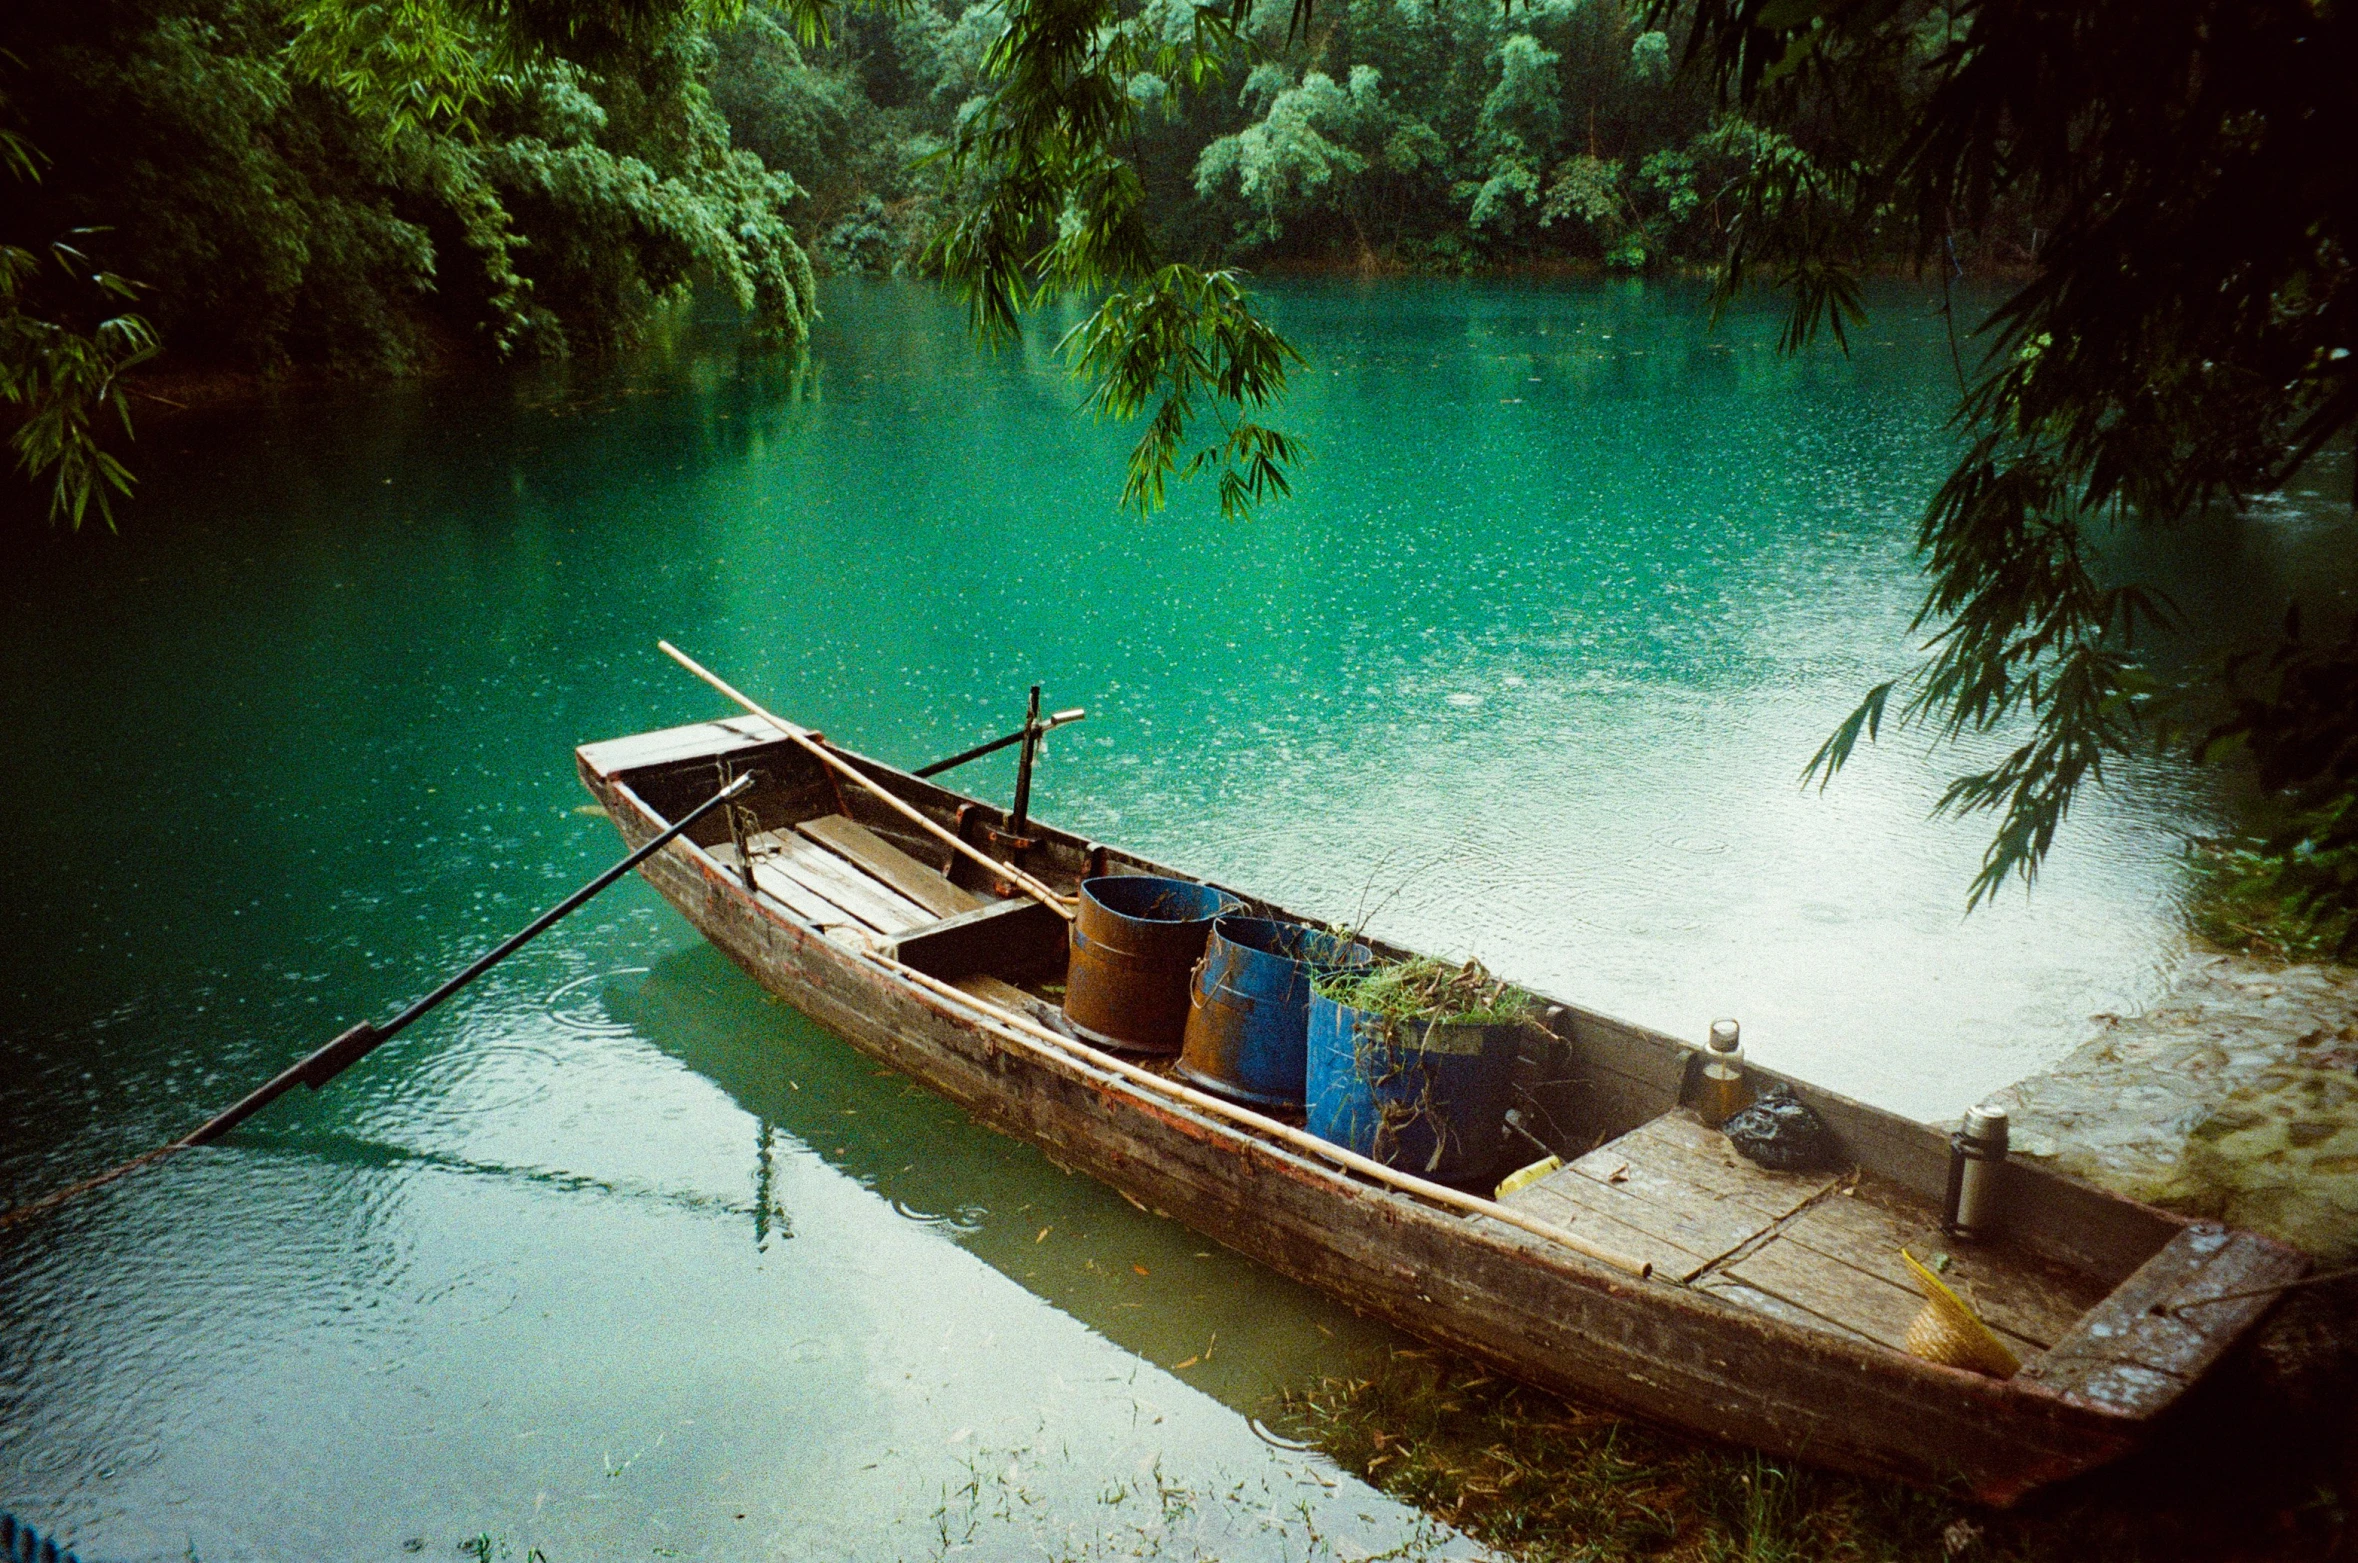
[1698,1018,1753,1127]
[1943,1104,2009,1240]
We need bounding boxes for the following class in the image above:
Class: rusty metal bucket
[1176,917,1373,1107]
[1063,876,1242,1054]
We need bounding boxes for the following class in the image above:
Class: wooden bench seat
[798,813,985,920]
[707,814,1066,989]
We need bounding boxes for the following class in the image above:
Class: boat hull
[580,757,2155,1504]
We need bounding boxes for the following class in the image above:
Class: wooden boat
[577,708,2306,1506]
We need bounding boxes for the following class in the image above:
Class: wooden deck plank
[709,842,883,935]
[1725,1237,1933,1355]
[2019,1225,2309,1414]
[741,854,897,944]
[1485,1182,1707,1280]
[955,973,1040,1011]
[577,716,779,773]
[1729,1235,2046,1362]
[1695,1276,1882,1348]
[753,831,935,933]
[800,813,985,920]
[1572,1111,1841,1221]
[1776,1182,2107,1349]
[1567,1134,1804,1230]
[1510,1162,1779,1280]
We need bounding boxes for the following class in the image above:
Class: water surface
[3,277,2350,1560]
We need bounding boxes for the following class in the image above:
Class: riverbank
[1989,950,2358,1266]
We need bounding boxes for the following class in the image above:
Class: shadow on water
[602,941,1405,1421]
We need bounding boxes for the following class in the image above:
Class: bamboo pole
[859,947,1655,1281]
[658,641,1075,921]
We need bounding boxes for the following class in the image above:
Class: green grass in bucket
[1311,956,1532,1172]
[1313,956,1532,1028]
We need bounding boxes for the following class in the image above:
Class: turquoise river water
[2,278,2352,1561]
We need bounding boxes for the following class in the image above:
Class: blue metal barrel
[1175,917,1373,1107]
[1305,993,1519,1181]
[1063,876,1243,1054]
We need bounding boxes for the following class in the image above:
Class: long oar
[656,640,1074,920]
[0,772,753,1235]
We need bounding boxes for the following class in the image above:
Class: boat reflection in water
[602,944,1406,1421]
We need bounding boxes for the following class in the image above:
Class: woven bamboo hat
[1900,1248,2021,1379]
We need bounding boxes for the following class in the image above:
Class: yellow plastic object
[1494,1154,1563,1200]
[1900,1248,2021,1379]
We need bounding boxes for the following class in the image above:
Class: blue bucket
[1176,917,1373,1108]
[1063,876,1245,1054]
[1305,993,1521,1181]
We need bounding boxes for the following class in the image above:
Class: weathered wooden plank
[1571,1130,1801,1227]
[577,716,777,774]
[1512,1161,1778,1280]
[751,863,882,943]
[1694,1276,1881,1348]
[1725,1237,1933,1355]
[752,831,934,933]
[1479,1182,1708,1283]
[710,842,883,935]
[2019,1225,2309,1414]
[1777,1182,2106,1349]
[1536,1068,1668,1149]
[1579,1112,1840,1219]
[1545,1007,2172,1284]
[1976,1157,2184,1288]
[801,813,985,919]
[952,972,1076,1032]
[1549,1005,1692,1095]
[955,973,1039,1011]
[889,896,1067,983]
[619,752,836,853]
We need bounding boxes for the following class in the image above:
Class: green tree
[3,0,817,521]
[1194,67,1373,248]
[1463,33,1559,235]
[1664,0,2355,914]
[0,86,158,529]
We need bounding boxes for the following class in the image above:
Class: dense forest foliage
[5,0,816,370]
[5,0,1929,526]
[709,0,2015,279]
[0,0,817,523]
